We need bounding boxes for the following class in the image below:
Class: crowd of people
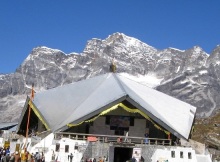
[0,147,45,162]
[81,156,107,162]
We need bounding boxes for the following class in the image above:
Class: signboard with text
[132,147,142,161]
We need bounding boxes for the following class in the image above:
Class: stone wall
[83,142,175,162]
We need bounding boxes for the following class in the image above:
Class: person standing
[41,152,45,162]
[6,153,11,162]
[31,153,34,162]
[69,153,73,162]
[1,154,6,162]
[51,151,55,161]
[131,157,136,162]
[9,153,15,162]
[35,152,40,162]
[99,157,103,162]
[20,150,27,162]
[144,132,149,144]
[27,152,31,162]
[14,151,20,162]
[124,131,129,142]
[5,148,10,156]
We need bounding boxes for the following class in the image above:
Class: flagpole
[25,83,34,149]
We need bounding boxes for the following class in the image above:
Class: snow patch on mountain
[120,73,163,88]
[168,47,185,52]
[199,70,208,75]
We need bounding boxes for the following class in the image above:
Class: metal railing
[54,132,172,146]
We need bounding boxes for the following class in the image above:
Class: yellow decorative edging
[67,103,170,135]
[28,100,50,130]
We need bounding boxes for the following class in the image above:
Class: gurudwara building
[14,71,211,162]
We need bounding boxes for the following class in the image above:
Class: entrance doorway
[114,147,133,162]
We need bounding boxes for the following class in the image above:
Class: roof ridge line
[113,73,128,95]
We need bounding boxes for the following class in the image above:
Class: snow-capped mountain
[0,32,219,122]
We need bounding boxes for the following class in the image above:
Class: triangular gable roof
[18,73,196,140]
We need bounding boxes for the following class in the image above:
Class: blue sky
[0,1,219,74]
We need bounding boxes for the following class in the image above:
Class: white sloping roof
[116,75,196,139]
[29,73,196,139]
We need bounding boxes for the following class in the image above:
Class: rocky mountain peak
[0,33,220,123]
[27,46,64,59]
[104,32,157,52]
[192,45,203,51]
[207,45,220,65]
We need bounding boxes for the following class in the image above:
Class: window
[65,145,69,153]
[188,152,192,159]
[171,151,175,158]
[180,151,183,158]
[115,130,124,135]
[55,143,60,152]
[110,116,130,127]
[105,116,110,125]
[130,117,134,126]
